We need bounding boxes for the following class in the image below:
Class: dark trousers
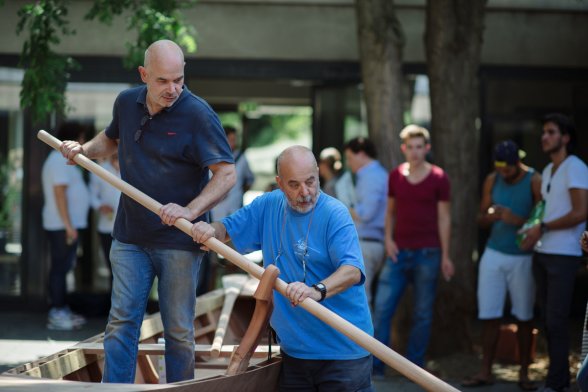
[46,230,79,308]
[278,351,373,392]
[533,252,581,391]
[98,232,113,288]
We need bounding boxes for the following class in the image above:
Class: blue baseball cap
[494,140,526,167]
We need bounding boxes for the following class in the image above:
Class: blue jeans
[102,240,203,383]
[372,248,440,372]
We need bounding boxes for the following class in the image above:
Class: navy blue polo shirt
[105,85,234,251]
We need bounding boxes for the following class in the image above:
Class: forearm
[384,213,393,243]
[82,131,118,160]
[186,164,236,219]
[54,186,73,230]
[320,265,361,299]
[544,211,587,231]
[438,201,451,257]
[210,222,231,243]
[503,212,527,227]
[545,189,588,230]
[477,211,493,228]
[384,197,395,242]
[438,217,451,257]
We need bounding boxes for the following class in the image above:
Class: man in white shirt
[520,113,588,392]
[42,122,91,330]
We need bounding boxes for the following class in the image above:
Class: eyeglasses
[134,115,151,142]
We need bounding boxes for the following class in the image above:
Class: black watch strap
[540,221,548,234]
[312,282,327,302]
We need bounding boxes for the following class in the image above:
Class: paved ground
[0,310,552,391]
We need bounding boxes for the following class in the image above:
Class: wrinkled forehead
[279,152,318,181]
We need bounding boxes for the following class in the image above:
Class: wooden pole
[211,274,249,358]
[37,130,460,392]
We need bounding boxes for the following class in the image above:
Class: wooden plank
[211,274,249,358]
[195,289,225,317]
[72,343,280,358]
[18,349,103,379]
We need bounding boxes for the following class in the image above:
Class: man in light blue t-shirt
[192,146,374,391]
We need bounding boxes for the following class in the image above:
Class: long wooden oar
[210,273,249,358]
[38,130,460,392]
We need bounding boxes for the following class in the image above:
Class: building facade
[0,0,587,307]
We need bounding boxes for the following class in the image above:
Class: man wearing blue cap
[462,140,541,390]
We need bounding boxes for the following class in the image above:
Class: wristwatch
[540,221,549,234]
[312,282,327,302]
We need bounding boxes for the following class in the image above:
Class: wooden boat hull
[1,282,281,391]
[0,359,281,391]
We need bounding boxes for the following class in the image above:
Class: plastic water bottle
[516,201,545,247]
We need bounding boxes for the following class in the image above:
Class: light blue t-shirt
[222,190,373,360]
[354,160,388,241]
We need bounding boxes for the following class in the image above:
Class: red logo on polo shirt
[167,131,176,136]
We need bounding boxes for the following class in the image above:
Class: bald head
[144,40,184,69]
[276,146,317,177]
[139,40,185,114]
[276,146,320,213]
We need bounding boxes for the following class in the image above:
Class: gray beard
[284,178,321,213]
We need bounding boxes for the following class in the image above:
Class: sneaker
[47,307,84,331]
[64,306,87,326]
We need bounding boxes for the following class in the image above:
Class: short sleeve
[568,158,588,190]
[48,154,71,186]
[388,169,397,198]
[326,204,366,285]
[222,194,265,254]
[105,94,121,140]
[191,106,234,168]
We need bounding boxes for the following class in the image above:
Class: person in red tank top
[372,125,454,377]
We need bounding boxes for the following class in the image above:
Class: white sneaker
[65,307,87,326]
[47,307,84,330]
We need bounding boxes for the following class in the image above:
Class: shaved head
[144,40,184,69]
[139,40,185,114]
[277,146,317,178]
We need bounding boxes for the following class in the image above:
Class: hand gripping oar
[38,130,460,392]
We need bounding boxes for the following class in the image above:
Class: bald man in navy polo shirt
[61,40,236,383]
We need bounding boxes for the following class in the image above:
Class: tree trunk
[354,0,404,170]
[425,0,488,355]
